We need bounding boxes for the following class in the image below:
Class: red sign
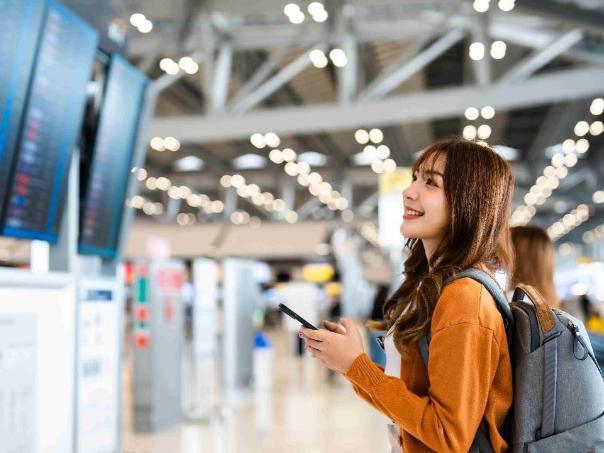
[135,306,149,322]
[135,332,150,349]
[157,269,184,289]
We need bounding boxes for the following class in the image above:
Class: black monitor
[78,55,147,259]
[0,0,46,216]
[1,1,98,242]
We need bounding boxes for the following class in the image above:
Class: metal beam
[471,13,490,86]
[499,29,583,84]
[337,6,358,103]
[228,23,318,109]
[298,196,321,220]
[151,66,604,142]
[230,43,327,113]
[209,40,233,112]
[358,29,465,101]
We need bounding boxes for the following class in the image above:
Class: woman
[510,225,560,308]
[301,138,514,452]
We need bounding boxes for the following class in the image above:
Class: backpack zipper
[566,320,604,379]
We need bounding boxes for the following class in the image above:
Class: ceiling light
[264,132,280,148]
[143,202,156,215]
[285,162,299,176]
[593,190,604,204]
[145,177,157,190]
[311,9,328,22]
[481,106,495,119]
[383,158,397,173]
[562,139,575,153]
[137,168,148,181]
[297,162,311,174]
[363,145,377,158]
[590,98,604,116]
[285,211,299,224]
[284,3,301,16]
[165,63,179,75]
[137,19,153,34]
[297,173,310,186]
[174,155,204,172]
[250,133,266,149]
[130,13,146,27]
[465,107,479,120]
[463,125,477,140]
[498,0,515,11]
[329,48,348,67]
[376,144,390,159]
[150,136,165,151]
[130,195,145,209]
[490,41,506,60]
[371,160,385,174]
[230,174,245,188]
[575,138,590,153]
[308,172,322,185]
[564,154,578,167]
[318,182,332,195]
[543,166,556,178]
[469,42,485,61]
[473,0,490,13]
[555,166,568,179]
[269,149,284,164]
[288,9,305,24]
[354,129,369,144]
[551,153,565,167]
[368,128,384,144]
[574,121,589,137]
[307,2,324,15]
[477,124,492,139]
[281,148,297,162]
[590,121,603,136]
[164,136,180,152]
[309,49,328,68]
[156,176,171,191]
[273,199,285,211]
[168,186,181,200]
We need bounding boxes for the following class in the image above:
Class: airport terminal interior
[1,0,604,452]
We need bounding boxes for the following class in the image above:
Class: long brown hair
[510,225,559,308]
[369,138,515,356]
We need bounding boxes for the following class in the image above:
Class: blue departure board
[0,0,46,215]
[2,1,98,242]
[78,56,147,258]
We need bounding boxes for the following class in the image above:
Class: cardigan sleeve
[345,322,500,452]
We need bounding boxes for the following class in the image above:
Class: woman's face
[400,154,449,254]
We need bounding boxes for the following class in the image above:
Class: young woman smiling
[301,138,514,452]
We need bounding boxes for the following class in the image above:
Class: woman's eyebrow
[423,170,444,178]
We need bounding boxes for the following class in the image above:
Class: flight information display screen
[2,1,98,242]
[78,55,147,258]
[0,0,46,216]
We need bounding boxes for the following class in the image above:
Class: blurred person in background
[280,267,326,356]
[301,138,514,452]
[510,225,560,309]
[367,284,388,368]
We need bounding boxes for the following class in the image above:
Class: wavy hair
[510,225,559,308]
[369,138,515,356]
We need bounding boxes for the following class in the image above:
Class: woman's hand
[301,318,365,374]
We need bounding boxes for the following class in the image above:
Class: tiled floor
[122,329,389,453]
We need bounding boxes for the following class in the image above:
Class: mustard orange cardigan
[345,277,513,452]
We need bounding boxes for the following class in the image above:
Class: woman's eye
[426,178,435,186]
[412,174,418,182]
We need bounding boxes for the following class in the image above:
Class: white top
[384,331,402,377]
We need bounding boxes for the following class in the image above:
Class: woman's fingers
[322,320,347,334]
[304,337,324,350]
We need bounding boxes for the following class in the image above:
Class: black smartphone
[278,303,318,330]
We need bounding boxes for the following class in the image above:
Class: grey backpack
[418,268,604,453]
